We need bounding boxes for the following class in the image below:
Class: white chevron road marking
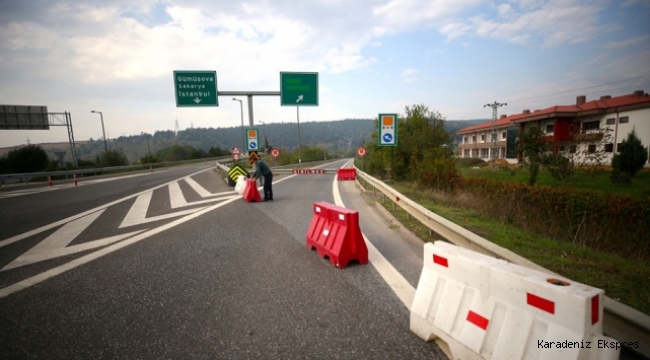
[169,181,237,209]
[2,209,146,271]
[119,190,210,228]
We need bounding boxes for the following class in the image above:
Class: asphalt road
[0,160,446,359]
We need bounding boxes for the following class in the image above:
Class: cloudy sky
[1,0,649,147]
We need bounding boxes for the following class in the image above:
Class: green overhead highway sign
[173,70,218,107]
[280,72,318,106]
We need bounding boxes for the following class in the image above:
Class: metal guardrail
[354,167,650,358]
[0,156,233,185]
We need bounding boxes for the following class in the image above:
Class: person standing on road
[251,157,273,201]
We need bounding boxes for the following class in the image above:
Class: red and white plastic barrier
[242,178,262,203]
[410,241,620,360]
[306,202,368,269]
[336,168,356,181]
[293,169,325,174]
[73,174,77,186]
[47,176,52,187]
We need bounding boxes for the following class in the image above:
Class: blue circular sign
[382,133,393,143]
[249,142,257,149]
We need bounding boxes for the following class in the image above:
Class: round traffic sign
[271,148,280,158]
[357,147,366,157]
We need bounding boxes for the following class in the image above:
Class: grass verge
[370,181,650,316]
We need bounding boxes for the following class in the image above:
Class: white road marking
[0,167,217,250]
[0,192,245,299]
[332,165,415,311]
[4,210,146,270]
[183,176,214,197]
[0,171,167,199]
[168,181,237,209]
[119,191,210,228]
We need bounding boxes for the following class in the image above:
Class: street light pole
[323,125,329,160]
[91,110,108,153]
[142,132,151,157]
[232,98,245,153]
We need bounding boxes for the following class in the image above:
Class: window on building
[588,144,597,153]
[472,136,476,143]
[463,136,467,144]
[546,124,554,134]
[502,132,506,139]
[605,143,613,153]
[582,121,599,133]
[606,118,615,125]
[481,134,485,141]
[619,116,629,123]
[570,145,577,153]
[559,145,566,151]
[617,143,622,153]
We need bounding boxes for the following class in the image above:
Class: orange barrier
[306,202,368,269]
[337,168,356,181]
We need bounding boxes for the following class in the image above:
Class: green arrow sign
[173,71,218,107]
[280,72,318,106]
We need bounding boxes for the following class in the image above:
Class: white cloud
[401,68,419,83]
[469,1,603,47]
[605,35,650,49]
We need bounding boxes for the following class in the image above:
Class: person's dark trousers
[263,173,273,200]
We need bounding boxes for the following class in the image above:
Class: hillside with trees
[0,118,487,169]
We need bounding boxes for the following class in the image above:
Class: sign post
[270,148,280,166]
[378,114,398,182]
[173,71,218,107]
[357,146,366,171]
[246,128,260,152]
[280,72,319,106]
[280,72,319,167]
[378,114,398,146]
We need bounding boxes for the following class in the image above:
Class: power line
[506,74,650,104]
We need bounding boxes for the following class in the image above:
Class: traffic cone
[48,176,52,187]
[73,174,78,186]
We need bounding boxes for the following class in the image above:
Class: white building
[457,91,650,165]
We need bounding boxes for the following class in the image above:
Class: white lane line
[332,169,415,310]
[0,166,217,249]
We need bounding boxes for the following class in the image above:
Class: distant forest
[14,118,488,164]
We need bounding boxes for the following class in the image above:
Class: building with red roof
[456,90,650,164]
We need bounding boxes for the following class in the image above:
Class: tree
[99,149,128,167]
[519,126,550,186]
[6,145,49,173]
[610,129,648,184]
[363,104,459,189]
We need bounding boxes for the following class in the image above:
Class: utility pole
[483,101,507,160]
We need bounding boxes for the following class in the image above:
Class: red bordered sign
[271,148,280,158]
[356,147,366,157]
[292,169,325,174]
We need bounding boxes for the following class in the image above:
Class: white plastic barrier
[410,241,620,360]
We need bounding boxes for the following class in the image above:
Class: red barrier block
[306,202,368,269]
[336,168,356,181]
[306,202,330,247]
[243,178,262,203]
